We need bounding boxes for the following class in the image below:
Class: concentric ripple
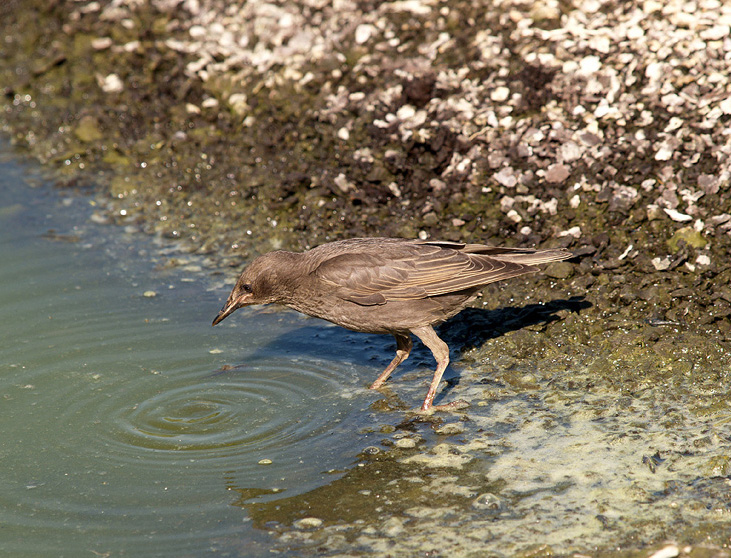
[100,361,358,464]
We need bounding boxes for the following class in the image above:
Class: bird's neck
[270,250,309,304]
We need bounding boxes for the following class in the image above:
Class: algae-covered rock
[544,261,574,279]
[667,226,708,252]
[705,455,731,477]
[74,115,103,143]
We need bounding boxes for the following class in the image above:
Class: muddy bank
[1,0,731,555]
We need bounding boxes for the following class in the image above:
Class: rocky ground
[2,0,731,556]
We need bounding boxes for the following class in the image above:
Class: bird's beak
[212,293,252,326]
[212,302,236,326]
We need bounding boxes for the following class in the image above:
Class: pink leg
[412,326,468,412]
[370,334,412,389]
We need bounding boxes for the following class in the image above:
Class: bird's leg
[411,325,468,412]
[370,333,412,389]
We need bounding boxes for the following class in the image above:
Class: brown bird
[212,238,572,412]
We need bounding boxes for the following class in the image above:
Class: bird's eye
[242,283,253,293]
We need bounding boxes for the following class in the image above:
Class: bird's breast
[282,289,477,335]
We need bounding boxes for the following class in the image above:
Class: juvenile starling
[213,238,572,412]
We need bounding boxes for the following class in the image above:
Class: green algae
[667,227,708,253]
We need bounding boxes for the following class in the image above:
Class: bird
[212,238,573,412]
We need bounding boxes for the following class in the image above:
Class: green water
[0,147,387,557]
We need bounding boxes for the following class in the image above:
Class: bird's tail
[461,244,574,265]
[488,248,574,265]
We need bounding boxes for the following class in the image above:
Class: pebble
[490,86,510,102]
[506,209,522,223]
[91,37,113,50]
[655,145,674,162]
[334,174,354,193]
[387,182,402,197]
[700,25,729,41]
[663,208,692,222]
[472,492,502,510]
[648,545,679,558]
[558,225,582,238]
[293,517,323,529]
[545,164,570,184]
[560,141,582,162]
[396,105,416,120]
[651,256,672,271]
[578,55,601,75]
[494,168,518,188]
[355,23,376,45]
[227,93,248,115]
[97,73,124,93]
[435,423,464,435]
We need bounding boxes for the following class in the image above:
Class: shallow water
[0,145,395,557]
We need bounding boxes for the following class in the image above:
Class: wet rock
[435,423,464,436]
[400,443,474,469]
[380,517,405,537]
[293,517,323,529]
[472,492,501,511]
[544,261,574,279]
[705,456,731,477]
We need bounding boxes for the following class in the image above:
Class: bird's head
[211,251,290,326]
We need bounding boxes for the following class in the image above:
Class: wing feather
[312,242,549,306]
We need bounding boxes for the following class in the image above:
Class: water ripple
[100,363,354,462]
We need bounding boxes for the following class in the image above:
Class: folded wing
[313,241,568,306]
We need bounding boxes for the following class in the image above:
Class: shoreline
[2,1,731,555]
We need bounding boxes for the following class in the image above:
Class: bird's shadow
[232,296,591,393]
[437,295,590,352]
[433,295,591,401]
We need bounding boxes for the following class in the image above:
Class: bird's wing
[313,244,537,306]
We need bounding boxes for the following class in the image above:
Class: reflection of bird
[213,238,573,412]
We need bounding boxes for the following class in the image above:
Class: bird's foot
[418,399,469,414]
